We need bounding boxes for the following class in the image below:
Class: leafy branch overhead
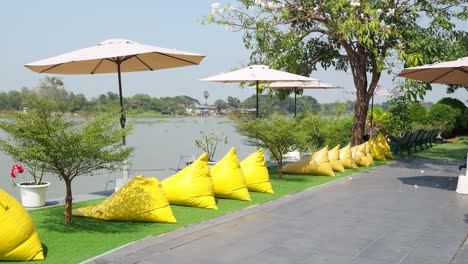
[203,0,467,145]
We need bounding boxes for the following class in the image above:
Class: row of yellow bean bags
[161,153,217,209]
[365,142,374,165]
[339,143,358,169]
[369,137,386,161]
[240,148,274,194]
[162,149,274,209]
[72,176,176,223]
[281,147,335,176]
[211,148,252,201]
[0,189,44,261]
[351,143,371,167]
[377,133,394,159]
[328,145,345,172]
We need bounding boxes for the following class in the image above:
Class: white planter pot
[18,182,50,207]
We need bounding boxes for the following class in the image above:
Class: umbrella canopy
[269,80,341,117]
[397,56,468,85]
[25,38,205,134]
[25,38,205,180]
[200,65,312,117]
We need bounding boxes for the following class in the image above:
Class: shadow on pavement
[398,175,458,191]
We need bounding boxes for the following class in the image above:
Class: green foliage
[369,107,393,136]
[437,97,467,130]
[0,98,133,224]
[408,103,428,126]
[230,114,309,178]
[195,130,228,161]
[202,0,467,144]
[428,103,458,138]
[299,113,353,150]
[387,96,412,137]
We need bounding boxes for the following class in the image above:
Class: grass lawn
[23,161,387,264]
[411,136,468,161]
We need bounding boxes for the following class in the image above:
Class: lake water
[0,116,258,201]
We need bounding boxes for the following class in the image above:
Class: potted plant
[10,163,50,207]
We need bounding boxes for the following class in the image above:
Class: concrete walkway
[88,158,468,264]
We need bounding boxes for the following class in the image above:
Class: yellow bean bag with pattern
[0,189,44,261]
[351,143,371,167]
[281,147,335,176]
[162,153,217,209]
[240,148,274,194]
[211,148,252,201]
[328,144,345,172]
[369,137,386,161]
[73,175,176,223]
[339,143,358,169]
[377,133,394,159]
[365,141,374,165]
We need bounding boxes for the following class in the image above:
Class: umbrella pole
[256,81,259,118]
[294,88,297,118]
[117,62,129,181]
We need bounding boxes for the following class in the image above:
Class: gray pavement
[87,158,468,264]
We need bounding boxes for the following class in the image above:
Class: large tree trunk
[278,159,284,180]
[64,178,73,225]
[351,90,370,146]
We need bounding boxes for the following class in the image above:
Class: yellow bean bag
[211,148,252,201]
[369,137,386,161]
[365,141,374,165]
[240,148,274,194]
[351,143,371,167]
[377,133,394,159]
[73,175,176,223]
[339,143,358,169]
[162,153,217,209]
[0,189,44,261]
[328,144,345,172]
[281,147,335,176]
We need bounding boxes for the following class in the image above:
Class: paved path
[88,158,468,264]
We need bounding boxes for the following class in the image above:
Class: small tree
[0,99,133,225]
[231,114,309,179]
[195,130,228,162]
[428,103,457,139]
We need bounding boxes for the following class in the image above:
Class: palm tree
[203,91,209,105]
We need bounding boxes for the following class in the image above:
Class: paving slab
[87,158,468,264]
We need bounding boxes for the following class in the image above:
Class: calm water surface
[1,116,258,201]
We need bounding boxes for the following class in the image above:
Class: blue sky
[2,1,466,104]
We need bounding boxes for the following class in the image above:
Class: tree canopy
[204,0,467,144]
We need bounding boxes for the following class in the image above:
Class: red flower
[10,163,24,178]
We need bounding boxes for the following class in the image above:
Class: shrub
[428,103,457,138]
[437,97,467,130]
[408,102,428,126]
[230,114,309,179]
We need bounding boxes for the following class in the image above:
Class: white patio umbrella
[200,65,312,117]
[25,39,205,133]
[269,80,341,117]
[25,39,205,180]
[397,56,468,85]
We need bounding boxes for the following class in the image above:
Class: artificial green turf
[21,161,387,264]
[411,136,468,161]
